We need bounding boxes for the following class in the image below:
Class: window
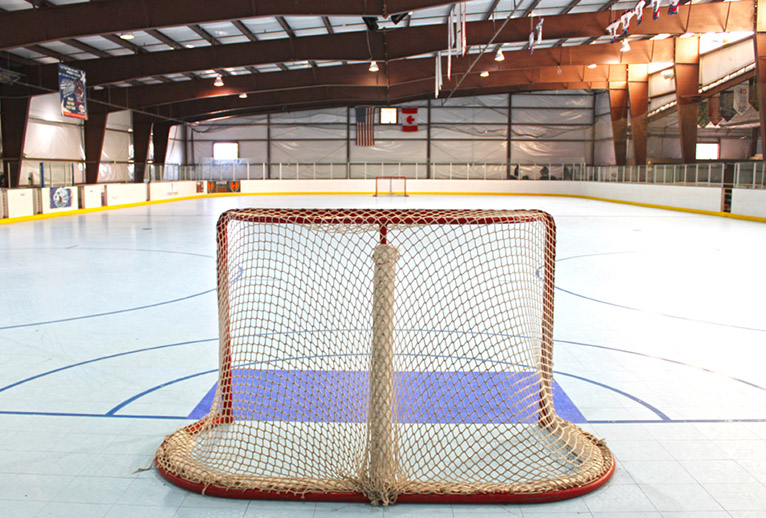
[380,107,398,125]
[213,142,239,160]
[696,143,720,160]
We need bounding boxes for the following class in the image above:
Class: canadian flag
[402,107,419,132]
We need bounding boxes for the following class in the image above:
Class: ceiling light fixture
[495,49,505,61]
[587,63,597,69]
[620,40,631,52]
[239,92,248,99]
[119,33,135,40]
[369,60,379,72]
[363,17,379,31]
[480,70,489,77]
[213,74,224,87]
[390,12,409,25]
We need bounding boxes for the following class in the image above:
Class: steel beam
[0,0,456,50]
[87,42,650,111]
[609,86,629,166]
[132,112,154,183]
[674,35,700,164]
[755,1,766,160]
[21,2,747,87]
[0,83,30,188]
[133,63,624,120]
[84,103,109,184]
[628,64,649,165]
[152,123,171,168]
[178,82,599,123]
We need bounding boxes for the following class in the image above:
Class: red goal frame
[155,208,614,504]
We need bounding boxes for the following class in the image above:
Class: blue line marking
[556,339,766,393]
[0,338,217,394]
[0,246,215,259]
[555,285,766,333]
[1,329,760,425]
[106,368,219,416]
[553,251,766,333]
[0,290,216,330]
[0,409,760,424]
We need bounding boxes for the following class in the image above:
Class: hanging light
[119,33,135,40]
[620,40,631,52]
[494,49,505,61]
[369,60,379,72]
[213,74,224,87]
[587,63,597,69]
[239,92,248,99]
[480,70,489,77]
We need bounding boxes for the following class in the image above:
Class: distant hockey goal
[156,208,614,505]
[374,176,408,197]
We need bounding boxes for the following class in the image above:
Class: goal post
[156,208,614,505]
[374,176,408,197]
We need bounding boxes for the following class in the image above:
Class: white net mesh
[156,208,613,505]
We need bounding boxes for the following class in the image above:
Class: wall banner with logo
[58,64,88,120]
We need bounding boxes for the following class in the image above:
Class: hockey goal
[374,176,408,197]
[156,208,613,505]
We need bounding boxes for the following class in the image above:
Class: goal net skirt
[155,209,614,505]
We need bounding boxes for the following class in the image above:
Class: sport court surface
[1,193,765,517]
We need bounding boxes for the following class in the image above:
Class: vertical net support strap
[365,239,400,505]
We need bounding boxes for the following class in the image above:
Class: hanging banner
[720,90,736,121]
[58,64,88,120]
[733,83,749,115]
[697,99,709,128]
[401,107,419,132]
[708,94,722,126]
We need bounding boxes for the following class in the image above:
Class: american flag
[355,106,375,146]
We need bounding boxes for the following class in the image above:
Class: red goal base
[156,455,615,505]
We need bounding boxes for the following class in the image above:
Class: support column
[628,64,649,166]
[0,83,30,188]
[84,103,109,184]
[674,36,700,164]
[755,1,766,159]
[507,93,513,178]
[609,88,629,166]
[152,122,171,170]
[132,112,153,183]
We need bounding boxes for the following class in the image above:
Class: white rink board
[731,188,766,218]
[104,183,148,205]
[148,181,199,201]
[5,188,35,218]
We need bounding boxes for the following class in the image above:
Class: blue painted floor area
[1,194,766,517]
[188,369,586,423]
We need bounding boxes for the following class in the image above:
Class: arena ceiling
[0,0,756,123]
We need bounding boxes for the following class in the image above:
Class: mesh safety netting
[155,208,613,505]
